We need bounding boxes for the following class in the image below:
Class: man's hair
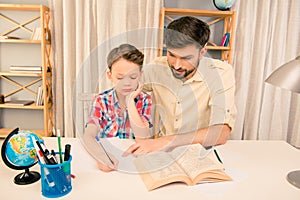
[165,16,210,49]
[107,44,144,71]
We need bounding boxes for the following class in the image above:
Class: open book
[134,144,232,191]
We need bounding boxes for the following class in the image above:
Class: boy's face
[167,44,206,80]
[107,58,141,96]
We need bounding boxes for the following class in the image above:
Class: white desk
[1,138,300,200]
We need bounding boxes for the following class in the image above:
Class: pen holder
[38,153,72,198]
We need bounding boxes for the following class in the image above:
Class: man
[124,16,237,156]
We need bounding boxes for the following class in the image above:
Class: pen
[57,129,63,163]
[95,136,114,165]
[202,146,223,163]
[214,149,223,164]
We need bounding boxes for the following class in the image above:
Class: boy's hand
[96,153,119,172]
[126,82,143,105]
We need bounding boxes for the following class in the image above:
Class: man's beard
[170,66,196,80]
[169,59,199,80]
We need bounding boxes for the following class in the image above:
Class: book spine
[224,33,231,47]
[220,33,227,46]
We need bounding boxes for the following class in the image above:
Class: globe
[213,0,236,11]
[1,128,44,185]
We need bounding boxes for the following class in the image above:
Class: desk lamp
[265,55,300,189]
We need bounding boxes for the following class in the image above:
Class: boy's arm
[83,124,118,172]
[126,83,152,139]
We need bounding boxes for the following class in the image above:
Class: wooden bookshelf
[0,4,53,137]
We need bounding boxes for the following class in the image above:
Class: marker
[35,140,51,164]
[64,144,71,162]
[31,136,55,188]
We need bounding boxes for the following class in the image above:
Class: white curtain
[49,0,163,137]
[231,0,300,147]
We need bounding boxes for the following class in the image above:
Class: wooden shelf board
[164,8,234,17]
[0,127,49,138]
[0,102,44,109]
[207,46,230,50]
[0,4,48,11]
[0,39,50,44]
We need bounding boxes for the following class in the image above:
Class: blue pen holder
[38,153,72,198]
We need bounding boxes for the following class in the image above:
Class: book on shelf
[221,32,230,46]
[10,65,42,73]
[5,100,35,106]
[0,35,20,40]
[36,85,44,106]
[31,27,42,40]
[134,143,232,191]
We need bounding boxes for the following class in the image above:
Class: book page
[99,138,137,172]
[134,151,192,190]
[169,144,225,181]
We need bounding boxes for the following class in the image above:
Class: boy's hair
[107,44,144,71]
[165,16,210,49]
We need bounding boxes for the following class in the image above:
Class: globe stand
[1,127,43,185]
[14,168,40,185]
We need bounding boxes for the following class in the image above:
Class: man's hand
[122,137,172,157]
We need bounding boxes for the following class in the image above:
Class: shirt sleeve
[86,96,103,130]
[137,92,152,127]
[208,61,237,131]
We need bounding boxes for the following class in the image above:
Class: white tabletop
[1,138,300,200]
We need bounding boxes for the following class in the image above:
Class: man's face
[167,45,202,81]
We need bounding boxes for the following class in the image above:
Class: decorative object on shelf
[213,0,236,11]
[265,55,300,189]
[1,127,44,185]
[0,94,4,104]
[0,35,20,40]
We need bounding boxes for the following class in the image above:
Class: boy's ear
[106,70,112,80]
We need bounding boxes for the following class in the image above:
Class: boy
[83,44,152,172]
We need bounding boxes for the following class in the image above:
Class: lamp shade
[265,55,300,93]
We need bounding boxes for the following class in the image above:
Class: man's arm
[123,124,230,156]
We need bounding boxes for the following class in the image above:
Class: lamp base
[287,170,300,189]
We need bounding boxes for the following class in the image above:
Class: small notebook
[5,100,34,106]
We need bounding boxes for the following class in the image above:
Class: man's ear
[199,47,207,59]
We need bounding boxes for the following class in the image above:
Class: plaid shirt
[87,88,152,139]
